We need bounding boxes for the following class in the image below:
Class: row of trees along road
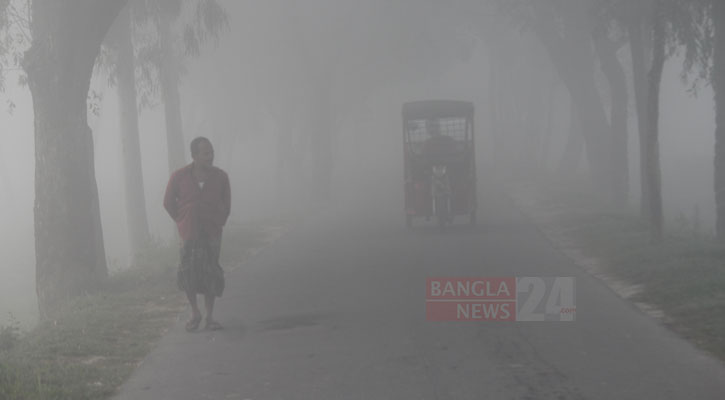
[0,0,723,318]
[100,0,228,259]
[493,0,722,242]
[0,0,227,319]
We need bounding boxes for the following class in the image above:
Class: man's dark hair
[190,136,212,156]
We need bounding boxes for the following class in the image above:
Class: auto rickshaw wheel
[436,209,447,231]
[438,216,446,231]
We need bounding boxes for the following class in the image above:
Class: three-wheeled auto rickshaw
[402,100,476,229]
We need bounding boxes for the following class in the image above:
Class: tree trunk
[629,18,652,218]
[539,78,555,173]
[523,76,546,177]
[713,0,725,238]
[0,153,14,208]
[555,46,613,194]
[645,1,665,241]
[159,14,187,173]
[532,2,614,198]
[594,33,629,208]
[117,6,150,258]
[275,116,294,203]
[308,88,334,203]
[24,0,127,319]
[557,101,584,177]
[489,55,506,178]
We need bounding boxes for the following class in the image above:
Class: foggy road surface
[113,189,725,400]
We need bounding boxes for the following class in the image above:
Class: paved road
[114,188,725,399]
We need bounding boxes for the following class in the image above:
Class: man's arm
[163,173,179,221]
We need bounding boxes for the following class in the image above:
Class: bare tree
[593,28,629,208]
[101,4,152,260]
[499,0,622,202]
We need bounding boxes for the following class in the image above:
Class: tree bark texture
[159,14,187,173]
[117,5,150,258]
[24,0,127,318]
[713,0,725,238]
[594,33,629,208]
[628,19,652,219]
[645,1,665,241]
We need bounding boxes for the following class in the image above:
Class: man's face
[193,141,214,169]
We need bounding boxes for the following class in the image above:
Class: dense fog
[0,0,718,329]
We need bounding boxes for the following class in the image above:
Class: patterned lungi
[177,236,225,297]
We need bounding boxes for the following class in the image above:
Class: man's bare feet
[205,318,223,331]
[185,314,202,332]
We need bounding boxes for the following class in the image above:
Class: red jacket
[164,164,231,241]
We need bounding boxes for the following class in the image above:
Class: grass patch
[527,180,725,361]
[0,219,285,400]
[0,240,183,400]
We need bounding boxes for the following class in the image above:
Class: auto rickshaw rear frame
[402,100,477,228]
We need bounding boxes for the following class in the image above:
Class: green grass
[0,219,285,400]
[0,241,183,400]
[530,180,725,360]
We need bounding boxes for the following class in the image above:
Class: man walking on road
[164,137,231,331]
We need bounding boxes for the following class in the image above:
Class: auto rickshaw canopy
[402,100,474,120]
